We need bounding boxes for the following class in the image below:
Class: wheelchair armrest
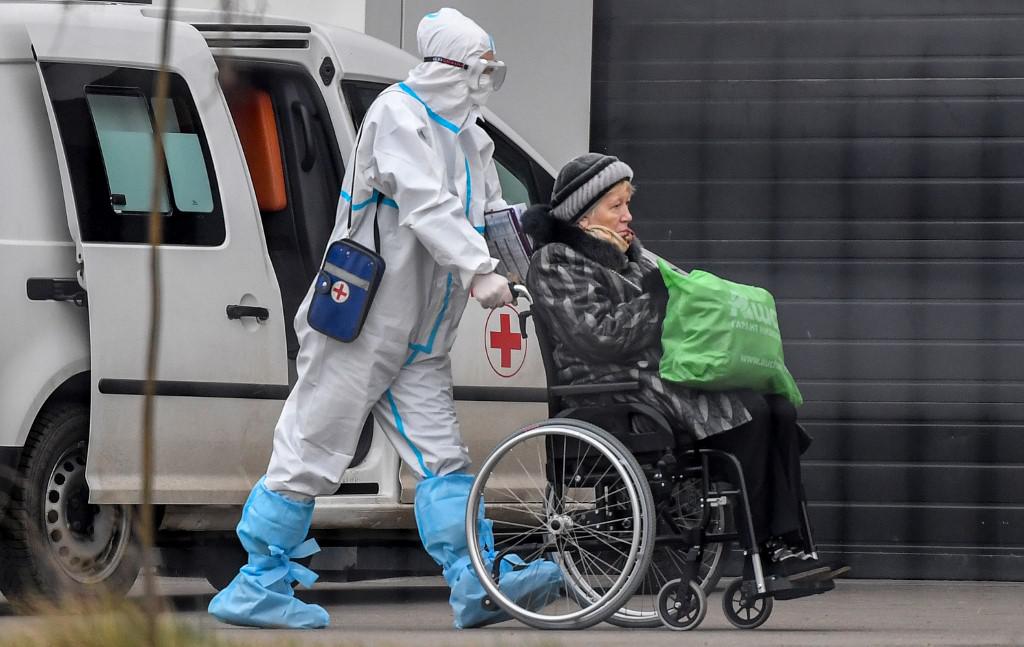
[549,381,640,397]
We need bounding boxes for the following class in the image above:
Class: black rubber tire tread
[657,578,707,631]
[722,577,773,630]
[0,403,141,610]
[470,418,657,630]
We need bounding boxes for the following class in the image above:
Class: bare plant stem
[143,1,176,645]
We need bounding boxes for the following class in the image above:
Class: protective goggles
[424,55,507,90]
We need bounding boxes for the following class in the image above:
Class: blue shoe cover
[446,553,563,629]
[415,474,563,629]
[208,477,329,629]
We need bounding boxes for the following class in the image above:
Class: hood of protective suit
[403,8,495,129]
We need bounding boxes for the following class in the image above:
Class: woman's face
[578,180,635,243]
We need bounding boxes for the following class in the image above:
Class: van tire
[0,403,141,609]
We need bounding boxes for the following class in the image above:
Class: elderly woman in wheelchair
[461,153,846,631]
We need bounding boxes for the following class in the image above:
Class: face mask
[469,76,494,107]
[583,224,630,253]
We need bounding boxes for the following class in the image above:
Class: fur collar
[522,205,642,271]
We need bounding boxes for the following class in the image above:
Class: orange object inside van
[226,87,287,212]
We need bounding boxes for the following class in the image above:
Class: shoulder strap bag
[306,123,387,342]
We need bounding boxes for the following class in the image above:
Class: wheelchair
[464,288,830,630]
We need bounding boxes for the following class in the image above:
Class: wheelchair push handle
[509,282,532,304]
[508,282,534,340]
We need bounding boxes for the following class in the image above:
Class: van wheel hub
[44,441,131,584]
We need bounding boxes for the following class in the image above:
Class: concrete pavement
[2,576,1023,646]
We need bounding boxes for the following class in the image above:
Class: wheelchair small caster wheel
[722,577,773,629]
[656,578,706,631]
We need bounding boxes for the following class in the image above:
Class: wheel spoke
[573,524,633,556]
[560,433,567,509]
[492,526,547,549]
[513,451,549,505]
[496,485,548,526]
[565,439,592,489]
[567,531,629,581]
[471,426,655,629]
[583,460,615,494]
[571,515,633,532]
[489,514,548,530]
[592,483,631,505]
[571,542,615,596]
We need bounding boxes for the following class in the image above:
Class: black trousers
[696,391,805,551]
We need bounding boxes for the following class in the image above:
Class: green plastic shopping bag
[656,259,803,406]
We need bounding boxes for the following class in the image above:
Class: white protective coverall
[210,11,562,630]
[265,8,507,498]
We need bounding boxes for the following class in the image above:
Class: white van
[0,2,556,603]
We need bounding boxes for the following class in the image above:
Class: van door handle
[226,305,269,322]
[27,278,88,307]
[292,101,316,171]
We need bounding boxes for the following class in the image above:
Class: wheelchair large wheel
[605,476,727,628]
[467,419,656,630]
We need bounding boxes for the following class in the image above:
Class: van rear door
[197,25,399,501]
[27,9,289,504]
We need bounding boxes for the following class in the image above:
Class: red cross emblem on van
[485,306,527,378]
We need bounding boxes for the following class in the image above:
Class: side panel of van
[27,9,290,504]
[0,46,90,453]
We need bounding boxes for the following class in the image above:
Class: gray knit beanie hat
[549,153,633,224]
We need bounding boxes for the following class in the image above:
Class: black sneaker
[761,539,831,582]
[764,538,797,563]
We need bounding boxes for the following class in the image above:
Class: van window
[494,162,531,206]
[341,80,554,205]
[163,132,215,213]
[481,123,553,206]
[341,79,387,129]
[41,63,225,246]
[85,91,170,214]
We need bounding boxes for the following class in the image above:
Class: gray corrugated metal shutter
[591,0,1024,579]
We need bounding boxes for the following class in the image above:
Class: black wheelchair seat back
[526,307,678,461]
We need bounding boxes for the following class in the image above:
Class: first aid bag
[306,118,388,343]
[307,234,385,343]
[656,259,803,406]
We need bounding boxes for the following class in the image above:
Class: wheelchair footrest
[763,575,836,600]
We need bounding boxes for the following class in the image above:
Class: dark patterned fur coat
[523,207,750,440]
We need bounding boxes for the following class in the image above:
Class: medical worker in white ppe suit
[209,8,563,630]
